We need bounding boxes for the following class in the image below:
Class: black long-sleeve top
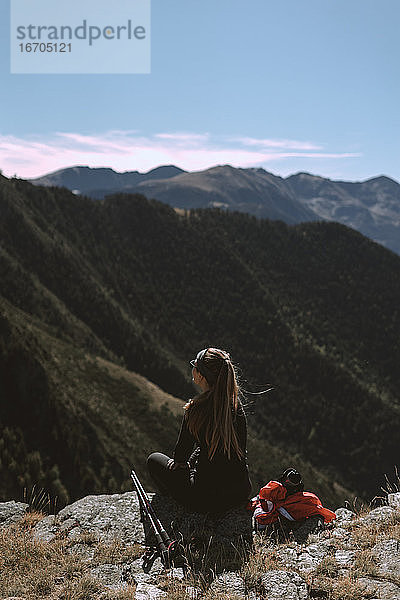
[173,399,251,511]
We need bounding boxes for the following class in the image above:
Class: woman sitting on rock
[147,347,252,514]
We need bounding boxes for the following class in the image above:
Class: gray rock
[278,539,333,574]
[150,494,252,574]
[0,501,29,527]
[331,526,351,541]
[358,577,400,600]
[388,492,400,509]
[358,506,396,525]
[31,514,58,542]
[134,582,167,599]
[258,570,308,600]
[33,491,143,544]
[372,539,400,578]
[276,546,301,570]
[304,540,333,561]
[127,557,164,586]
[334,549,355,567]
[333,507,356,526]
[209,571,246,596]
[152,494,252,543]
[89,563,128,590]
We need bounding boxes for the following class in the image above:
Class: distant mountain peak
[249,167,268,174]
[288,172,330,182]
[144,165,186,178]
[364,174,399,186]
[146,164,184,172]
[204,164,239,173]
[29,164,186,194]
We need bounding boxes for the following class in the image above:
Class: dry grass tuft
[0,534,71,597]
[0,519,139,599]
[92,539,143,566]
[310,573,373,600]
[157,577,197,600]
[23,485,55,515]
[353,549,378,577]
[58,574,103,599]
[159,574,244,600]
[99,586,137,600]
[19,509,48,529]
[349,506,400,550]
[314,554,340,578]
[240,532,281,589]
[75,530,99,546]
[381,466,400,494]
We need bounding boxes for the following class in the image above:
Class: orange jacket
[250,480,336,525]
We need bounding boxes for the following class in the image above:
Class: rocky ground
[0,491,399,599]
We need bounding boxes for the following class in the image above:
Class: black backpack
[278,468,304,496]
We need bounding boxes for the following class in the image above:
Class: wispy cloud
[0,130,361,179]
[154,132,210,144]
[230,136,323,151]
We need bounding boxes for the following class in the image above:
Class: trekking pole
[130,468,181,572]
[131,469,172,547]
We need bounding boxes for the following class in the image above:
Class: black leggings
[147,452,248,514]
[147,452,193,505]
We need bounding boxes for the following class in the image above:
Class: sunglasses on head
[190,348,208,368]
[190,348,211,380]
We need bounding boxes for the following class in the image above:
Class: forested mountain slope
[31,164,400,253]
[0,296,349,508]
[1,175,399,502]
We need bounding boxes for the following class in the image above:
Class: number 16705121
[19,42,72,52]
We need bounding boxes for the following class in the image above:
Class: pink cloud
[0,131,361,179]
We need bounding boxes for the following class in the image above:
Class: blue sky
[1,0,399,181]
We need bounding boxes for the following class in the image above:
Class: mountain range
[1,173,399,507]
[31,164,400,254]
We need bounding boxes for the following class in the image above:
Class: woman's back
[175,392,251,512]
[148,348,251,514]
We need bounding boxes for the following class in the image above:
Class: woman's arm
[174,415,196,463]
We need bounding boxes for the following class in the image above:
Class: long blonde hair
[185,348,242,460]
